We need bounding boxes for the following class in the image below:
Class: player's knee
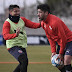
[64,55,71,65]
[64,59,71,65]
[18,54,28,66]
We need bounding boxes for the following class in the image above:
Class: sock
[59,66,66,72]
[65,64,72,72]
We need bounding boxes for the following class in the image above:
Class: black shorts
[56,41,72,56]
[8,46,28,60]
[65,41,72,56]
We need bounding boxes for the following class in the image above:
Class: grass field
[0,45,60,72]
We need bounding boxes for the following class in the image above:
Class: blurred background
[0,0,72,72]
[0,0,72,45]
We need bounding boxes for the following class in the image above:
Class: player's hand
[51,52,56,58]
[56,54,63,64]
[16,27,21,37]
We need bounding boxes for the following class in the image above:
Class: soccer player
[2,5,40,72]
[37,4,72,72]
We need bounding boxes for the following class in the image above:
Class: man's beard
[9,14,20,23]
[39,18,44,21]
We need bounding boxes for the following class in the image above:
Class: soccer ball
[51,54,63,67]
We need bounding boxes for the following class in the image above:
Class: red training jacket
[41,14,72,54]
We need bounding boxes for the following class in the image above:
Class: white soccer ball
[51,54,63,67]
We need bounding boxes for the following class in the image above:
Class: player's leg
[64,55,72,72]
[8,46,28,72]
[18,48,28,72]
[8,46,21,72]
[13,64,20,72]
[64,42,72,72]
[18,54,28,72]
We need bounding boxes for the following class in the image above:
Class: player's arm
[49,38,56,56]
[21,17,41,28]
[56,21,67,55]
[2,21,17,40]
[46,34,56,57]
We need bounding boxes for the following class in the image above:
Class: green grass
[0,45,60,72]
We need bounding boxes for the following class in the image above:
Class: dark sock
[65,64,72,72]
[59,66,66,72]
[13,64,20,72]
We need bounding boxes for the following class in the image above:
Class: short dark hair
[37,4,50,13]
[9,5,20,11]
